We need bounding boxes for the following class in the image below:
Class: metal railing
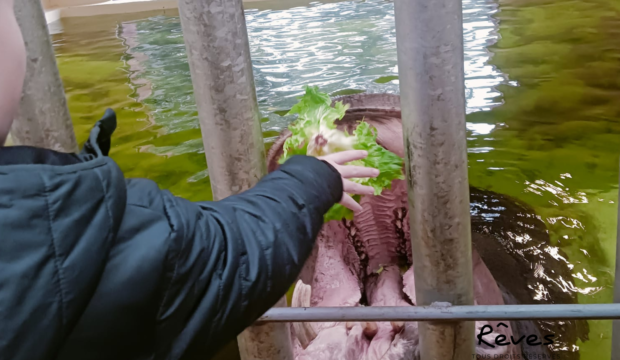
[257,304,620,323]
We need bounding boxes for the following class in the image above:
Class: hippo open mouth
[266,94,589,360]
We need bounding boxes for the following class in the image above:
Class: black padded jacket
[0,110,343,360]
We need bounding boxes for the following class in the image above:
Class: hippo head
[266,94,589,360]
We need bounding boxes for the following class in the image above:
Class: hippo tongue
[366,266,410,307]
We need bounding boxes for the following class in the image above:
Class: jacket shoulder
[125,178,169,210]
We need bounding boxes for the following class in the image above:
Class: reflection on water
[51,0,620,359]
[114,0,509,184]
[467,0,620,358]
[120,0,507,137]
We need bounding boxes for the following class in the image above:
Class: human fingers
[343,179,375,196]
[338,165,379,179]
[340,193,363,213]
[320,150,368,165]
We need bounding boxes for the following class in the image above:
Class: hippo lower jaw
[288,179,520,360]
[291,269,421,360]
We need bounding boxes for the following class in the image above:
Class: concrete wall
[45,0,105,9]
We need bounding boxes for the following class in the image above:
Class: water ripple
[120,0,508,138]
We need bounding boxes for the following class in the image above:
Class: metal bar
[394,0,474,358]
[257,304,620,323]
[611,157,620,360]
[177,0,266,202]
[12,0,77,153]
[176,1,292,360]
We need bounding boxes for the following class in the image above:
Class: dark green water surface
[51,0,620,358]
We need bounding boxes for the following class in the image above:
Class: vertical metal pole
[394,0,475,359]
[12,0,77,153]
[177,1,293,360]
[611,161,620,360]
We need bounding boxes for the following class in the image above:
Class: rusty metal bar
[177,0,292,359]
[394,0,475,358]
[12,0,77,153]
[177,0,267,201]
[256,304,620,323]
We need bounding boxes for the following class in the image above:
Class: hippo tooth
[361,322,378,338]
[291,280,317,349]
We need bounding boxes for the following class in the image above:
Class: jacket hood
[0,110,127,359]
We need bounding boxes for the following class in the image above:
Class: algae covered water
[51,0,620,358]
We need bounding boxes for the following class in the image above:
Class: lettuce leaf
[351,121,405,195]
[279,86,404,222]
[323,200,357,222]
[280,86,349,162]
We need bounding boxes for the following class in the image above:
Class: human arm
[157,152,376,359]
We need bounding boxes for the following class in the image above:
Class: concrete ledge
[45,8,62,23]
[45,0,345,24]
[58,0,177,19]
[48,0,105,7]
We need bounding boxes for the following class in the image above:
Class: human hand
[318,150,379,213]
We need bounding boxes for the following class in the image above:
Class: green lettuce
[279,86,405,222]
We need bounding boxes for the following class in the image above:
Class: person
[0,0,379,359]
[0,0,26,144]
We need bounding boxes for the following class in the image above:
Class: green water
[468,0,620,357]
[51,0,620,358]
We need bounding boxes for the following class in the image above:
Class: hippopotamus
[265,94,589,360]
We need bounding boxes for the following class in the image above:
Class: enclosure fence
[12,0,620,359]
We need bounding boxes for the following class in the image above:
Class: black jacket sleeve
[156,155,342,360]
